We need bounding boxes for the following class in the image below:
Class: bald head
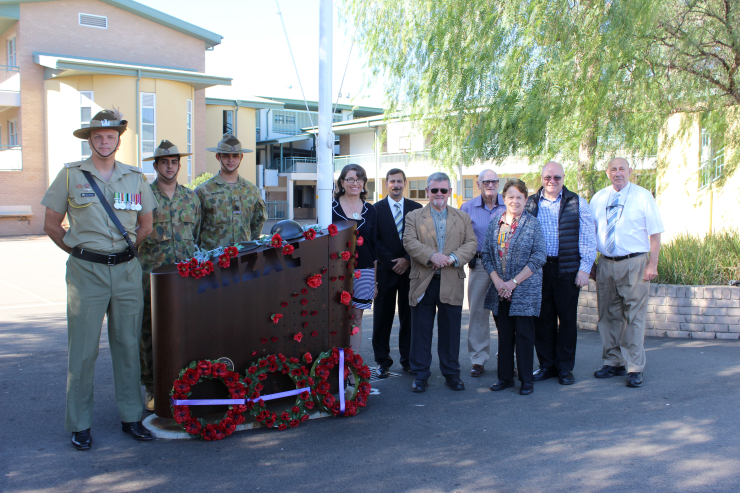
[477,169,500,202]
[606,157,632,191]
[540,161,565,199]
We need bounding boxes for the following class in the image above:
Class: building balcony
[0,145,22,171]
[268,157,318,174]
[334,151,432,172]
[0,65,20,111]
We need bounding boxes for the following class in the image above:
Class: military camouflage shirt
[196,172,267,250]
[139,180,202,276]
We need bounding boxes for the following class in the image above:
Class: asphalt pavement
[1,236,739,493]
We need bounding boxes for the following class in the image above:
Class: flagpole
[317,0,334,228]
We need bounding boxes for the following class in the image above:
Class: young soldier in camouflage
[138,140,201,410]
[197,133,266,250]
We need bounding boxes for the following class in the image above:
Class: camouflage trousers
[140,279,154,387]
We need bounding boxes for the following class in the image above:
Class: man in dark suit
[373,168,423,378]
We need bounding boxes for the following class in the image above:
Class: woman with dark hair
[332,164,378,371]
[481,179,546,395]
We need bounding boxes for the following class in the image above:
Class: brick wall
[577,282,740,340]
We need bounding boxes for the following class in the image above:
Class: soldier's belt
[72,247,135,266]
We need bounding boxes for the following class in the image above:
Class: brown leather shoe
[470,364,484,377]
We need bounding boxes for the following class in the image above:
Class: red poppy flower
[347,263,354,270]
[356,236,364,246]
[350,325,360,335]
[292,292,299,297]
[301,298,308,305]
[328,224,338,236]
[282,244,295,255]
[261,338,268,344]
[301,310,308,317]
[278,353,287,362]
[303,322,308,328]
[306,401,315,410]
[311,311,318,316]
[321,268,328,274]
[217,254,230,269]
[278,423,288,431]
[340,251,351,261]
[331,253,338,259]
[259,360,268,368]
[247,365,257,374]
[290,357,299,363]
[354,270,361,279]
[293,332,303,342]
[197,360,212,376]
[330,331,337,335]
[303,229,317,240]
[340,291,351,305]
[281,301,288,307]
[190,258,199,268]
[271,313,283,324]
[311,331,317,337]
[184,419,202,435]
[306,274,322,289]
[330,276,337,281]
[270,233,283,248]
[172,380,191,395]
[339,275,345,281]
[271,336,278,342]
[301,288,308,294]
[182,368,200,385]
[212,363,228,377]
[251,350,257,356]
[203,261,214,274]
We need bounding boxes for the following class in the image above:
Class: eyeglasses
[429,188,449,194]
[542,175,563,183]
[343,178,364,184]
[481,180,499,187]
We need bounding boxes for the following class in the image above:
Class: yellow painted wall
[657,114,740,240]
[151,79,193,185]
[205,104,257,184]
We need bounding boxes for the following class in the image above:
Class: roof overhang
[256,95,385,115]
[257,134,314,146]
[1,0,222,49]
[0,3,19,34]
[34,53,231,90]
[206,97,284,110]
[303,115,393,136]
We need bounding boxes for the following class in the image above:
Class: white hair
[427,172,451,188]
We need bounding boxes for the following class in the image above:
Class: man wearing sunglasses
[590,158,664,388]
[403,172,477,393]
[460,169,506,378]
[524,161,596,386]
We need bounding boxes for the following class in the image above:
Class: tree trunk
[578,125,598,200]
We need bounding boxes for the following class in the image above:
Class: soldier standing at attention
[197,134,267,250]
[41,110,157,450]
[138,140,201,411]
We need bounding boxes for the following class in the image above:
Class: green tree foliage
[185,172,213,190]
[343,0,740,199]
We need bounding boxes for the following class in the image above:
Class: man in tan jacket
[403,172,477,393]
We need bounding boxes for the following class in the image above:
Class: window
[80,91,94,158]
[408,180,426,199]
[464,179,474,199]
[141,92,156,173]
[255,111,261,141]
[699,128,724,189]
[79,13,108,29]
[8,119,18,146]
[366,180,375,201]
[6,36,15,67]
[186,99,193,182]
[223,110,233,135]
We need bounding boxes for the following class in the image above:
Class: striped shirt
[537,190,597,273]
[460,193,506,252]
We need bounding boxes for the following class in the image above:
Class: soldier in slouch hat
[196,133,266,250]
[138,140,201,411]
[41,109,157,450]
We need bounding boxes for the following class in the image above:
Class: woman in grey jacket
[481,179,546,395]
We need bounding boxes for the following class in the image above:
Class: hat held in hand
[206,133,253,154]
[73,108,128,139]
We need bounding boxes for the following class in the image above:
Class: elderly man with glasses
[590,158,663,388]
[460,169,506,378]
[524,161,596,386]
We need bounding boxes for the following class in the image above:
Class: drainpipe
[136,69,141,167]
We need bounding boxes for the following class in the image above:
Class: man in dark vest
[524,161,596,385]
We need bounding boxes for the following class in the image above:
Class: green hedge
[656,230,740,286]
[185,172,213,190]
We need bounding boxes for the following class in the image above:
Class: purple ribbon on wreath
[339,348,346,416]
[171,387,307,406]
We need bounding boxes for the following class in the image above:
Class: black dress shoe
[594,365,627,378]
[376,366,390,379]
[520,382,534,395]
[533,367,558,381]
[71,429,92,450]
[411,379,428,393]
[490,379,515,391]
[444,376,465,390]
[626,372,644,388]
[558,371,575,385]
[470,364,484,377]
[121,421,153,441]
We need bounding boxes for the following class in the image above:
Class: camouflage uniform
[196,171,267,250]
[138,181,202,386]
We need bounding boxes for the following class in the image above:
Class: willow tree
[343,0,740,198]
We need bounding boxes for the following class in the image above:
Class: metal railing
[272,109,341,136]
[0,65,19,86]
[333,150,432,172]
[699,148,724,189]
[265,200,289,219]
[268,157,318,173]
[0,145,22,171]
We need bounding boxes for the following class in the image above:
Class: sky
[142,0,385,106]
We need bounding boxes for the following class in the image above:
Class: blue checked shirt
[537,190,597,273]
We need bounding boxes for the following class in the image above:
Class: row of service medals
[114,193,142,211]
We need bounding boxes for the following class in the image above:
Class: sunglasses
[429,188,449,194]
[542,175,563,183]
[481,180,499,187]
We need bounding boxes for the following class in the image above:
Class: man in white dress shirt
[590,157,664,388]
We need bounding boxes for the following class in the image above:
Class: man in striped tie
[372,169,423,378]
[590,158,664,388]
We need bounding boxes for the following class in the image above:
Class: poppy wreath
[310,347,372,417]
[244,353,314,430]
[170,359,248,441]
